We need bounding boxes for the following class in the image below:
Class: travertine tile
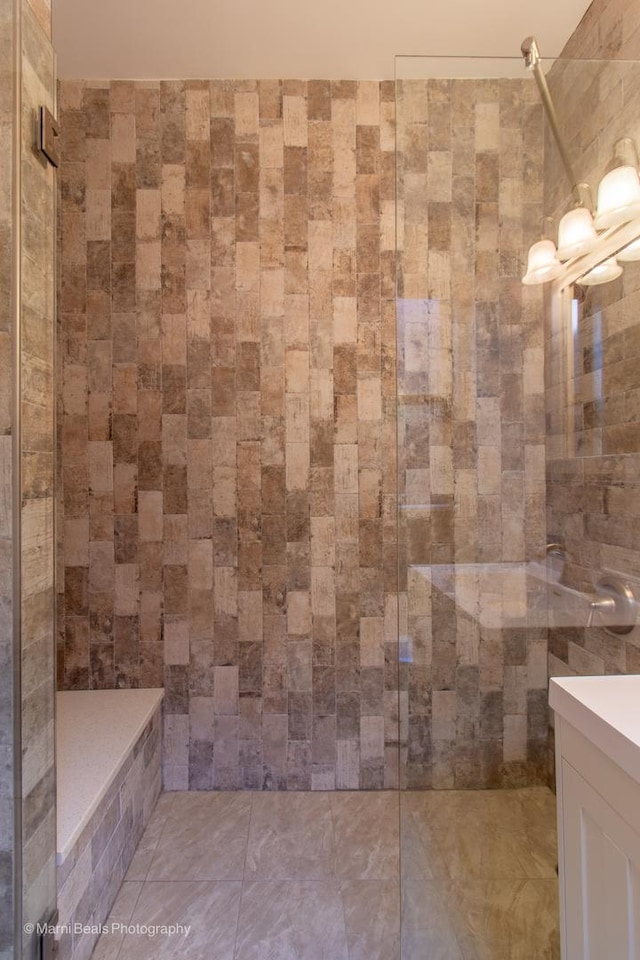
[395,77,548,788]
[59,71,550,795]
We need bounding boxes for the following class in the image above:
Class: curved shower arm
[521,36,593,213]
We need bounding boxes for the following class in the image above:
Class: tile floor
[92,787,559,960]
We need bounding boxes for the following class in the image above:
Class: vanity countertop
[550,675,640,785]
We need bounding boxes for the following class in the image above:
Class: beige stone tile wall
[58,72,556,792]
[545,0,640,730]
[396,78,548,788]
[561,0,640,60]
[57,79,399,790]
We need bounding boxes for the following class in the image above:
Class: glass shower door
[0,0,19,953]
[1,1,58,956]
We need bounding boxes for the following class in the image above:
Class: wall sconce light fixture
[521,38,640,289]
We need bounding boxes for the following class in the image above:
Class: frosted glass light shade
[618,236,640,262]
[594,165,640,230]
[580,257,623,286]
[522,240,562,285]
[556,207,598,261]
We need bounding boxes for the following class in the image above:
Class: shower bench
[55,688,163,960]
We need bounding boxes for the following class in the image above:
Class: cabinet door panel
[562,759,640,960]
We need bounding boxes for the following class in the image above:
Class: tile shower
[4,0,640,955]
[57,71,550,795]
[52,70,563,959]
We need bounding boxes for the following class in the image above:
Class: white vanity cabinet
[550,676,640,960]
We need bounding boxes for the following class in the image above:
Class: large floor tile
[341,880,400,960]
[91,786,560,960]
[452,878,560,960]
[401,788,557,881]
[401,875,560,960]
[147,792,251,881]
[400,877,467,960]
[331,792,399,880]
[245,792,334,880]
[234,881,349,960]
[119,880,242,960]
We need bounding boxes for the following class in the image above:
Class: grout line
[231,879,247,960]
[242,790,255,883]
[109,874,146,960]
[142,790,177,875]
[128,793,174,885]
[328,789,339,879]
[231,791,255,960]
[327,792,352,959]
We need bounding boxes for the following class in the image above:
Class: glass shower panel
[395,53,551,958]
[396,53,549,795]
[396,48,640,958]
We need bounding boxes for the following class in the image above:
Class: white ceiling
[53,0,593,80]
